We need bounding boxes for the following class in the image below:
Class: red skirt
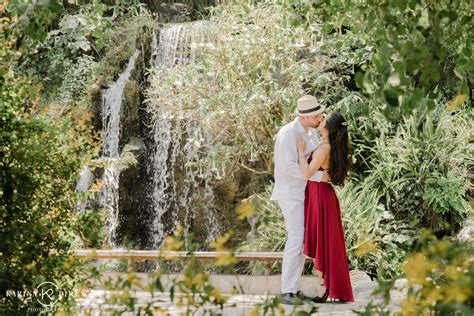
[304,180,354,302]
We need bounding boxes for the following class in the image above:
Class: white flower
[387,73,401,86]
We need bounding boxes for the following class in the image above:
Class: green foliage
[237,187,286,274]
[336,183,416,279]
[93,11,156,87]
[80,229,316,315]
[360,231,474,315]
[10,0,149,101]
[335,95,395,176]
[4,0,62,41]
[364,108,473,233]
[59,55,98,102]
[1,79,81,311]
[307,0,473,119]
[18,3,112,93]
[107,0,147,19]
[0,7,103,312]
[147,1,333,176]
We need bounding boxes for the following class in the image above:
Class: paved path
[77,271,403,314]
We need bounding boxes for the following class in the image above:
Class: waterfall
[75,166,94,212]
[149,22,222,249]
[102,50,140,159]
[154,22,206,68]
[101,50,140,246]
[150,111,172,248]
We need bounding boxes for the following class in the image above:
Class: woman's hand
[296,135,306,154]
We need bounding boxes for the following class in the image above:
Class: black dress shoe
[296,290,312,301]
[279,292,304,305]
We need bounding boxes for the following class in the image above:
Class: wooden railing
[73,250,313,275]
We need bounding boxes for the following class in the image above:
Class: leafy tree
[295,0,472,118]
[1,3,102,312]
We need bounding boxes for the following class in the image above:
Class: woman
[296,112,354,303]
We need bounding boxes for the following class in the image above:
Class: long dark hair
[325,112,352,186]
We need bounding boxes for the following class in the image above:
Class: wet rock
[88,82,103,130]
[120,80,141,147]
[457,215,474,242]
[116,137,149,248]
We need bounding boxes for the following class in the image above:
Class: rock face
[116,137,150,248]
[84,21,274,252]
[457,215,474,242]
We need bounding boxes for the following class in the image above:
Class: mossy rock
[120,80,141,145]
[117,137,146,171]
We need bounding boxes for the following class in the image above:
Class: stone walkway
[77,271,403,315]
[78,285,401,315]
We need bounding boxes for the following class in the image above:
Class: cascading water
[150,111,172,248]
[154,22,204,68]
[101,49,140,246]
[149,22,222,249]
[75,166,94,212]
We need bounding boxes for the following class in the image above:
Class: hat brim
[298,107,325,117]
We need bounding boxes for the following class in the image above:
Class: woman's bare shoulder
[318,143,331,151]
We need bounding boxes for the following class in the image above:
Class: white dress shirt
[271,117,323,201]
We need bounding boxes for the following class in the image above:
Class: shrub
[364,107,473,234]
[336,182,417,279]
[239,183,417,279]
[359,231,474,315]
[0,9,102,312]
[146,1,332,176]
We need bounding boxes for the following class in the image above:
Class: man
[270,95,326,305]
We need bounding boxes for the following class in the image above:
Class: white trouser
[278,199,305,294]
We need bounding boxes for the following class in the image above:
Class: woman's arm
[297,136,330,178]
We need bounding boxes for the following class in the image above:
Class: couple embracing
[271,95,354,304]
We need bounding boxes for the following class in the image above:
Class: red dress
[303,162,354,302]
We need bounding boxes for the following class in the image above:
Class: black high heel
[312,288,329,303]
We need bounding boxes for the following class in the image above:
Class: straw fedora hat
[297,95,325,116]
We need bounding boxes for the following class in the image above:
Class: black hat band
[299,105,321,114]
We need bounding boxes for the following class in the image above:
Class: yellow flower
[25,261,36,270]
[355,240,378,257]
[444,265,459,281]
[126,272,136,283]
[209,232,232,251]
[424,287,443,306]
[192,272,207,287]
[245,308,259,316]
[163,236,184,251]
[175,225,184,235]
[278,304,286,315]
[403,253,437,286]
[215,252,237,267]
[443,285,468,304]
[436,240,447,253]
[446,94,465,112]
[236,201,256,220]
[90,179,105,192]
[401,296,419,316]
